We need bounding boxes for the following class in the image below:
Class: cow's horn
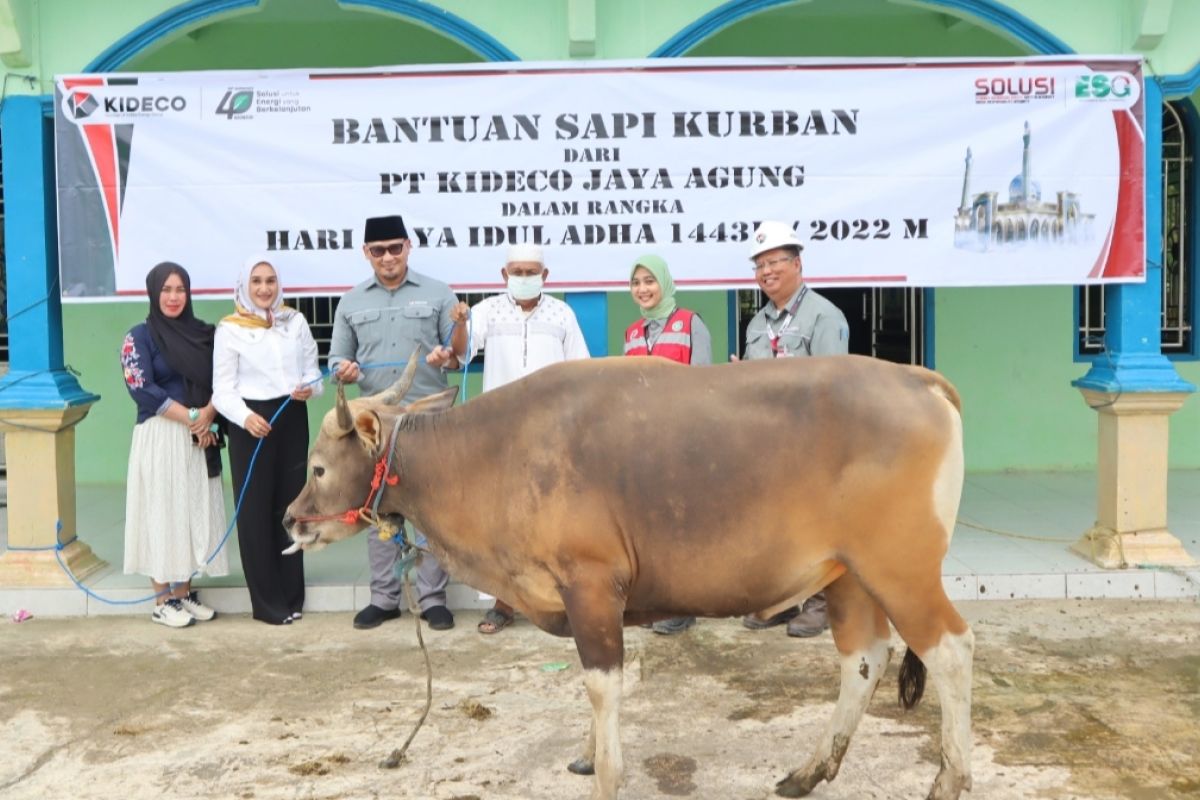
[334,380,354,435]
[377,345,422,406]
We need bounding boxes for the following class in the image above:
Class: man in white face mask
[427,243,590,634]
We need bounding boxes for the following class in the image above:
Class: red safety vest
[623,309,695,364]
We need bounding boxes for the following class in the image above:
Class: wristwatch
[188,407,200,422]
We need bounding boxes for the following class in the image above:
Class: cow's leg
[916,626,974,800]
[864,565,974,800]
[561,580,626,800]
[776,572,891,798]
[579,667,623,800]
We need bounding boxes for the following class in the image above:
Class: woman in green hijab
[623,254,712,365]
[622,254,712,635]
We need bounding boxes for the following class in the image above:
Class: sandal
[477,607,514,634]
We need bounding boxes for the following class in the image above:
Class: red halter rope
[291,414,404,539]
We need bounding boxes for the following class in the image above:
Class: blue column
[0,95,100,408]
[565,291,608,357]
[1073,79,1195,395]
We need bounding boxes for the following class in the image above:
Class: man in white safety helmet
[427,243,590,635]
[738,220,850,638]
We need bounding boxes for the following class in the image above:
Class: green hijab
[631,254,677,321]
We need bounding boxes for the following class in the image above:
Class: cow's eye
[312,465,325,478]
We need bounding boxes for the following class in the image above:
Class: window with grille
[293,295,338,360]
[1078,100,1194,357]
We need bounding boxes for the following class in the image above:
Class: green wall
[935,287,1099,471]
[67,288,730,484]
[68,282,1198,483]
[18,0,1200,480]
[13,0,1200,86]
[127,9,481,71]
[1172,362,1200,468]
[68,295,483,485]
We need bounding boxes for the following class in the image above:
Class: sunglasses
[367,242,406,258]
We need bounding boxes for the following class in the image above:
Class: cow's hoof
[926,767,970,800]
[567,757,595,775]
[775,763,830,798]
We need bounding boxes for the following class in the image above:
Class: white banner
[54,56,1145,298]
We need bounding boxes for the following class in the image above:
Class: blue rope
[13,370,331,605]
[10,341,472,606]
[455,314,473,402]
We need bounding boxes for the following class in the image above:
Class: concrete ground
[1,598,1197,800]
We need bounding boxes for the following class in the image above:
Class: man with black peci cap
[328,214,465,631]
[738,220,849,638]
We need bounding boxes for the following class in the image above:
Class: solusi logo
[974,76,1056,104]
[65,91,98,119]
[216,89,254,118]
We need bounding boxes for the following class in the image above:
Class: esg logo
[1074,73,1136,100]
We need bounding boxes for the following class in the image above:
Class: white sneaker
[152,598,196,628]
[180,591,217,622]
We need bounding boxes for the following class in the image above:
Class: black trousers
[227,396,308,623]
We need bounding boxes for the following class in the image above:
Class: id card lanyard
[766,285,809,357]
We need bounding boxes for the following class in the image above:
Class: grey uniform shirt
[743,284,849,360]
[328,270,457,400]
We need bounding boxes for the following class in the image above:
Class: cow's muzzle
[281,513,320,554]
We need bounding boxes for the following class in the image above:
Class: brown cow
[283,353,973,800]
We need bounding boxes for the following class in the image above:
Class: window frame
[1076,98,1197,362]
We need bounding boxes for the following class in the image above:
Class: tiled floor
[1,471,1197,617]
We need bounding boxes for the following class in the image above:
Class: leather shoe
[651,616,696,635]
[786,595,829,638]
[353,604,400,630]
[742,606,800,630]
[420,605,455,631]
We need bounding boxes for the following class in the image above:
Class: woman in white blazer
[213,256,322,625]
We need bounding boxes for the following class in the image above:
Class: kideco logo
[215,89,254,118]
[65,91,98,119]
[1074,72,1137,101]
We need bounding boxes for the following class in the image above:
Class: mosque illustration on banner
[953,122,1095,250]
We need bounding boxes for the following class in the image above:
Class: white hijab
[229,255,295,328]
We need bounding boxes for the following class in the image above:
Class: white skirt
[123,416,229,583]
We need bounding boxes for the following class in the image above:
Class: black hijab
[145,262,223,478]
[145,262,216,408]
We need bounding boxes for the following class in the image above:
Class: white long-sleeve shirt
[468,293,590,391]
[212,313,324,429]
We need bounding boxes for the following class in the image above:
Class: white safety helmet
[749,220,804,260]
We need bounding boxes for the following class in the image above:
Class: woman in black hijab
[121,263,229,628]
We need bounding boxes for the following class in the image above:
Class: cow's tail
[898,647,927,709]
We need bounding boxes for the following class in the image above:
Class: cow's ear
[354,409,384,456]
[404,386,458,415]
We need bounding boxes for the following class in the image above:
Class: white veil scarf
[223,255,296,329]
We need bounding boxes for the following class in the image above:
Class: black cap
[364,215,408,243]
